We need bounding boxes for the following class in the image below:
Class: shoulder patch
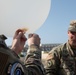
[7,62,24,75]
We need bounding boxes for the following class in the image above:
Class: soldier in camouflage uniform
[45,20,76,75]
[11,29,45,75]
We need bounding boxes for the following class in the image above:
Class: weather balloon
[0,0,51,37]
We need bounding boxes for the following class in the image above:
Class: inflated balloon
[0,0,51,37]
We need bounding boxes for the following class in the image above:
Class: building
[41,43,61,52]
[24,43,61,52]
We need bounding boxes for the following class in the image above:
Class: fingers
[18,32,27,42]
[13,29,23,39]
[28,34,33,38]
[14,29,27,41]
[33,34,40,39]
[28,33,41,46]
[28,33,40,39]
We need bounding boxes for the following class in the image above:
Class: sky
[6,0,76,46]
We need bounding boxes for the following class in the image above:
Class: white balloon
[0,0,51,37]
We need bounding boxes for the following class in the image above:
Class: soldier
[0,34,8,48]
[0,34,25,75]
[11,29,45,75]
[0,29,45,75]
[45,20,76,75]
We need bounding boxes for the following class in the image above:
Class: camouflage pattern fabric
[12,45,45,75]
[45,42,76,75]
[24,45,45,75]
[0,34,45,75]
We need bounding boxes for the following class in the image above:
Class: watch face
[7,62,24,75]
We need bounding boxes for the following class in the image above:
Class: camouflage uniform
[45,42,76,75]
[24,45,45,75]
[10,44,45,75]
[12,44,45,75]
[0,35,45,75]
[0,35,24,75]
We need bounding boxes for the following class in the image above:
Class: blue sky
[35,0,76,44]
[6,0,76,45]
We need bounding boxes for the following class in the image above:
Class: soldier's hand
[11,29,27,55]
[28,33,41,47]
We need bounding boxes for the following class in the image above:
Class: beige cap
[68,20,76,32]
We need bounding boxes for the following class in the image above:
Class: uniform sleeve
[24,45,45,75]
[45,48,60,75]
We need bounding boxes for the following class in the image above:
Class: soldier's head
[0,34,7,40]
[0,34,8,48]
[68,20,76,48]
